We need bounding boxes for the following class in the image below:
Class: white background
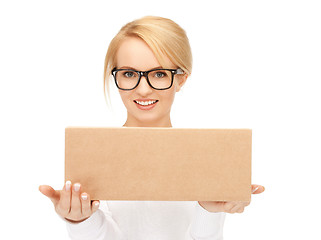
[1,0,320,239]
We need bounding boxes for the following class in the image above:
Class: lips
[133,99,158,110]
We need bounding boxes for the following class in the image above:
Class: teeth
[135,100,157,106]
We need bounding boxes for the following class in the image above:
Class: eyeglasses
[111,67,184,90]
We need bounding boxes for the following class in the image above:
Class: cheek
[119,92,131,105]
[160,90,176,107]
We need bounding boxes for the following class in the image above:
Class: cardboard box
[65,127,252,201]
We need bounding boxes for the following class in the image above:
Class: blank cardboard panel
[65,127,252,201]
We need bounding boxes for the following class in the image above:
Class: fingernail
[94,202,99,207]
[65,181,71,191]
[252,186,259,193]
[81,193,87,200]
[74,183,80,192]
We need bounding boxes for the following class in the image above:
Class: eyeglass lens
[115,69,172,90]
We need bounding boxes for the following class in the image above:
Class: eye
[154,71,166,78]
[123,71,136,78]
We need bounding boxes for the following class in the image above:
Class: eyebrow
[119,66,163,71]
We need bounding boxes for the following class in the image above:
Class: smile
[134,100,158,106]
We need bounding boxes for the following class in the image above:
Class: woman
[39,16,265,239]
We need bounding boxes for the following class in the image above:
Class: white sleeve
[64,202,126,240]
[186,202,226,240]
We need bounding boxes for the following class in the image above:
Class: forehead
[116,37,174,70]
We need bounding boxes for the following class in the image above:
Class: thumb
[251,184,265,194]
[39,185,60,205]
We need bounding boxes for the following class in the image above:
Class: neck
[123,114,172,128]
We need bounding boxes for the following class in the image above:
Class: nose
[135,75,153,96]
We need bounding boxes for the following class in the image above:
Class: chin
[129,112,161,124]
[137,114,159,123]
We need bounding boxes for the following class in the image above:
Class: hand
[39,181,100,223]
[198,184,265,213]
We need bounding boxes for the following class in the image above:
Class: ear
[175,74,188,92]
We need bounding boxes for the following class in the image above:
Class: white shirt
[65,200,226,240]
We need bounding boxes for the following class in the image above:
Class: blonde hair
[103,16,193,107]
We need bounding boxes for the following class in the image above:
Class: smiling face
[115,37,187,127]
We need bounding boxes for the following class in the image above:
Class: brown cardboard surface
[65,127,252,201]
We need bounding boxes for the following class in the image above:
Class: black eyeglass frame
[111,67,184,90]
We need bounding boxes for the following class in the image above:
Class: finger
[69,183,82,219]
[80,192,91,218]
[39,185,60,205]
[232,205,245,213]
[223,201,238,213]
[229,201,246,213]
[91,200,100,213]
[251,184,265,194]
[56,181,72,216]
